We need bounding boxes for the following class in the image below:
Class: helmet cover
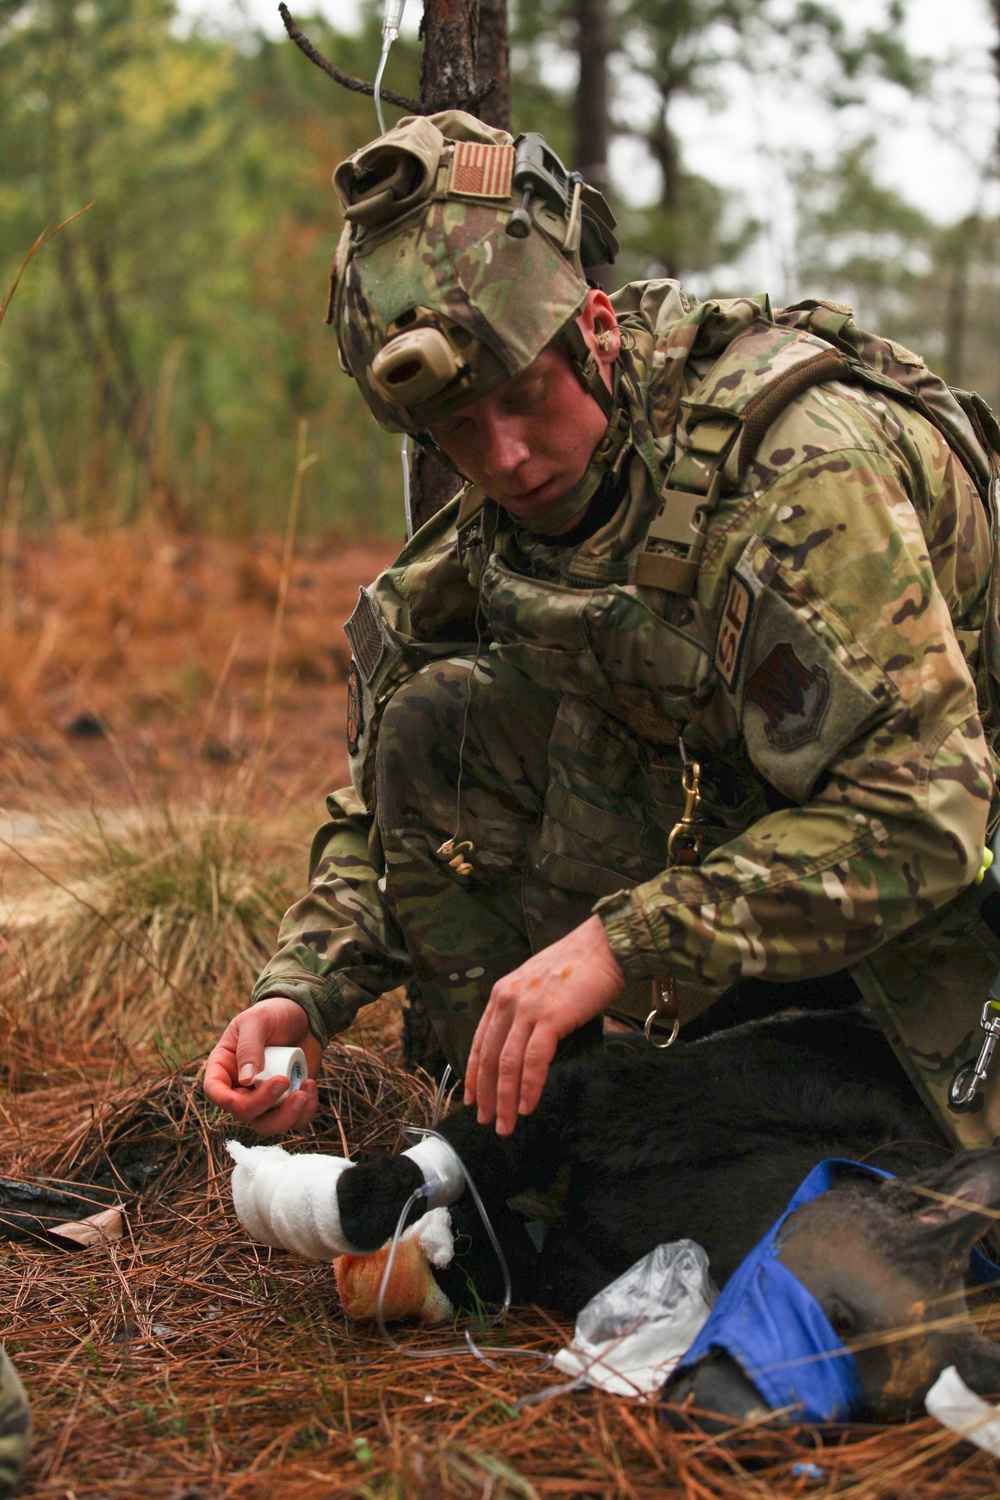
[331,111,616,433]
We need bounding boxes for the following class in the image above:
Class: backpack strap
[636,322,850,595]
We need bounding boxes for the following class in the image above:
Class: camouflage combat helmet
[328,111,619,437]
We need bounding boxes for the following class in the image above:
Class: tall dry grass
[0,788,299,1056]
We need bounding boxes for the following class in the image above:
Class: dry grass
[0,524,395,797]
[1,1035,999,1500]
[0,792,299,1053]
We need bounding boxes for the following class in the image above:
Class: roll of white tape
[252,1045,307,1100]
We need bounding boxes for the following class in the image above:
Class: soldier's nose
[481,416,531,483]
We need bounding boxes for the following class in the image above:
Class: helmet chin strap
[558,317,617,420]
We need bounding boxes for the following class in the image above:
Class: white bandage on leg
[228,1135,466,1261]
[228,1142,288,1248]
[402,1136,466,1208]
[227,1141,359,1260]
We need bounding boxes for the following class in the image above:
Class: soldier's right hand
[203,996,324,1136]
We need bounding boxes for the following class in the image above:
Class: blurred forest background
[2,0,1000,538]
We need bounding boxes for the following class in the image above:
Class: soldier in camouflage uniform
[0,1349,30,1497]
[205,111,1000,1151]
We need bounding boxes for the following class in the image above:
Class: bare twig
[278,3,421,111]
[277,4,496,115]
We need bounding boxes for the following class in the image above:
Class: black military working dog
[335,1007,1000,1422]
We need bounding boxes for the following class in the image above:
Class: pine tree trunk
[476,0,510,131]
[574,0,610,197]
[420,0,479,110]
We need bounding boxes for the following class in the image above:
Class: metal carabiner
[950,997,1000,1111]
[667,760,703,868]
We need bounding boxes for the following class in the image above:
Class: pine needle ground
[1,1039,999,1500]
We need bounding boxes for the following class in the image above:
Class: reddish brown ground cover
[0,524,397,806]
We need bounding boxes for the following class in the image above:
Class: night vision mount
[505,133,618,270]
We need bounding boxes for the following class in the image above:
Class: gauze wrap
[227,1141,359,1259]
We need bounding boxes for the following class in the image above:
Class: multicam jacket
[253,280,1000,1147]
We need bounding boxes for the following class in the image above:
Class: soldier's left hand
[465,914,625,1135]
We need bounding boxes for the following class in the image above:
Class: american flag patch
[450,142,515,200]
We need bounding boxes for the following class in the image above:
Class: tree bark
[420,0,480,111]
[475,0,510,131]
[574,0,610,197]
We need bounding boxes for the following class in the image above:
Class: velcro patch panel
[449,142,515,200]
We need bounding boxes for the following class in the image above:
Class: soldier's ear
[576,289,620,374]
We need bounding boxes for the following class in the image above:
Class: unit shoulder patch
[715,571,753,689]
[745,643,830,750]
[449,142,515,200]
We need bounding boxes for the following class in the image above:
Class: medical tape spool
[402,1136,465,1208]
[253,1045,307,1100]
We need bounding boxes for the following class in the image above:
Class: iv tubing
[401,432,414,539]
[373,39,391,135]
[373,1125,553,1367]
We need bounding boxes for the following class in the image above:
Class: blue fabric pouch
[665,1157,1000,1424]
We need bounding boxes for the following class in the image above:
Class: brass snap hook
[667,760,702,868]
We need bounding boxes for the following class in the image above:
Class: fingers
[234,1007,270,1085]
[467,981,556,1137]
[467,986,516,1125]
[492,1019,534,1137]
[246,1079,320,1138]
[203,998,320,1134]
[203,1055,320,1135]
[516,1026,559,1123]
[464,1015,486,1108]
[203,1058,284,1121]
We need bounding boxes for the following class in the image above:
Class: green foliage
[0,2,415,532]
[0,0,990,534]
[511,0,927,288]
[792,139,1000,410]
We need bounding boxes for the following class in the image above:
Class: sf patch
[346,660,364,757]
[715,571,753,689]
[745,642,830,750]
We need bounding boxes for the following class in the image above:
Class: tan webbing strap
[636,466,725,597]
[635,551,699,593]
[735,348,850,482]
[636,346,852,596]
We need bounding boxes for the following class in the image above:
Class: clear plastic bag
[551,1239,717,1397]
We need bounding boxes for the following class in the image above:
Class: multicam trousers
[375,654,597,1071]
[0,1348,30,1498]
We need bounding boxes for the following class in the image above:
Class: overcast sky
[177,0,998,292]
